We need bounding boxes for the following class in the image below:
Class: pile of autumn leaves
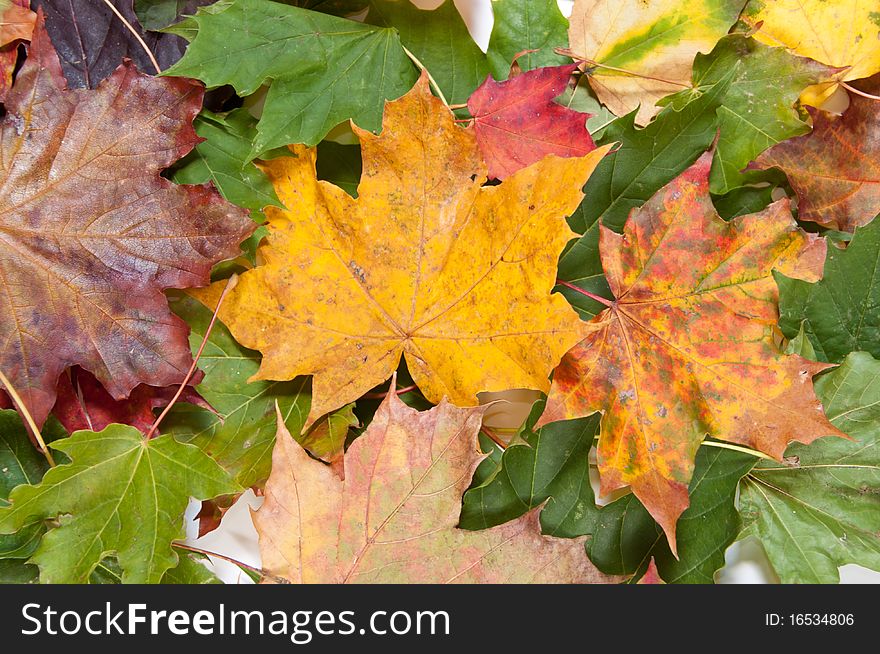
[0,0,878,585]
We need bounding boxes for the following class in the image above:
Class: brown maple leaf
[752,75,880,232]
[255,390,614,584]
[539,153,846,551]
[0,15,253,428]
[467,63,595,180]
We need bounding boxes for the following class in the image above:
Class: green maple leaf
[486,0,569,79]
[740,352,880,583]
[777,218,880,363]
[165,0,418,152]
[172,109,282,211]
[666,33,835,195]
[366,0,489,106]
[0,425,238,583]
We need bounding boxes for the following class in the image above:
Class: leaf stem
[361,384,419,400]
[480,426,507,450]
[401,45,451,107]
[555,48,691,89]
[100,0,161,75]
[0,369,55,466]
[555,278,614,308]
[172,542,285,583]
[841,81,880,101]
[700,440,777,461]
[145,275,238,440]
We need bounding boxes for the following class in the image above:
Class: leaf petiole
[555,278,615,308]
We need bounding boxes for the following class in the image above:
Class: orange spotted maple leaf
[0,16,253,427]
[539,153,846,551]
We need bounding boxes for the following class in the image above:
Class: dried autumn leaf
[752,77,880,232]
[743,0,880,105]
[255,391,613,583]
[0,17,253,428]
[567,0,744,124]
[0,0,34,100]
[539,153,844,550]
[199,76,609,427]
[467,63,596,180]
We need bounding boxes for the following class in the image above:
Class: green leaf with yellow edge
[0,425,238,583]
[740,351,880,583]
[164,0,419,152]
[567,0,744,124]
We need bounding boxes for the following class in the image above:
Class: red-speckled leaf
[467,63,595,180]
[539,153,845,552]
[0,15,253,428]
[51,367,214,435]
[0,0,35,100]
[255,391,614,584]
[752,76,880,232]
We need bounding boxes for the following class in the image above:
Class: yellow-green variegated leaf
[568,0,744,124]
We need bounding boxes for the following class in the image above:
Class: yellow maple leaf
[743,0,880,105]
[196,75,608,427]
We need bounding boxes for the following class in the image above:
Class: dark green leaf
[587,446,755,583]
[777,219,880,363]
[366,0,489,105]
[316,141,362,198]
[165,0,418,150]
[0,412,65,560]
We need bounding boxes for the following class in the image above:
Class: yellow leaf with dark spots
[195,75,609,427]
